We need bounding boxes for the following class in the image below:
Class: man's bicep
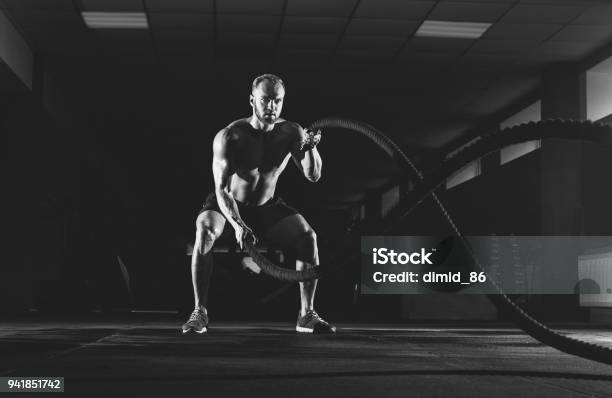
[212,130,233,190]
[212,154,233,191]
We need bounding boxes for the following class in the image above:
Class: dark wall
[3,94,82,311]
[582,141,612,235]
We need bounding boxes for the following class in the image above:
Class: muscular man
[182,74,335,334]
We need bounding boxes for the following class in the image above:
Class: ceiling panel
[395,53,456,77]
[537,40,601,57]
[145,0,213,13]
[277,48,331,57]
[157,48,212,61]
[33,36,92,55]
[275,62,319,72]
[339,35,405,52]
[154,29,212,41]
[161,57,213,77]
[286,0,358,17]
[5,9,83,29]
[160,55,212,69]
[394,54,451,69]
[213,54,266,69]
[282,16,346,34]
[148,13,213,30]
[482,23,562,41]
[331,63,387,76]
[460,52,521,68]
[276,48,331,66]
[355,0,435,19]
[214,58,270,74]
[469,39,540,54]
[446,64,499,85]
[500,4,587,24]
[26,24,90,44]
[157,38,212,55]
[403,37,473,55]
[334,50,394,65]
[336,48,396,57]
[519,0,595,3]
[428,1,512,22]
[95,29,152,44]
[155,33,212,53]
[217,33,276,50]
[217,15,280,35]
[216,0,284,15]
[572,5,612,24]
[516,52,571,68]
[440,0,515,2]
[96,34,154,55]
[0,0,74,9]
[81,0,143,11]
[279,34,339,50]
[550,25,612,42]
[345,18,418,36]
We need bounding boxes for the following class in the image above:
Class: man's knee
[202,227,219,243]
[194,227,219,255]
[195,214,223,255]
[196,213,223,236]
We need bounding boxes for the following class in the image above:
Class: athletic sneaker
[296,310,336,334]
[182,308,208,334]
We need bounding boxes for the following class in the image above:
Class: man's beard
[257,109,277,124]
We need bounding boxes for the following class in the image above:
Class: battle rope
[244,118,612,365]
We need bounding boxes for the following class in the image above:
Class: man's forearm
[215,189,244,230]
[301,148,322,182]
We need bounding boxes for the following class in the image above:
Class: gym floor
[3,318,612,397]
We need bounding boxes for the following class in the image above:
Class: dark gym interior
[3,0,612,396]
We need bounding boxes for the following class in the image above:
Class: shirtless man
[182,74,335,334]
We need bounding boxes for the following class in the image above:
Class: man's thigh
[262,214,314,249]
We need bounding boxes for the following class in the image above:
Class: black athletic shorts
[199,192,299,237]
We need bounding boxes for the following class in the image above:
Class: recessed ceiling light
[82,12,148,29]
[415,20,491,39]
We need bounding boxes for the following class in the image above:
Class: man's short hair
[251,74,285,93]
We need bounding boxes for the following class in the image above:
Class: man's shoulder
[224,118,251,134]
[275,120,304,140]
[276,119,302,131]
[215,118,250,140]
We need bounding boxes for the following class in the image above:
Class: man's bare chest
[231,134,292,174]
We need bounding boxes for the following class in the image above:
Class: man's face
[250,80,285,124]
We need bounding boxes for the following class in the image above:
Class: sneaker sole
[182,327,207,334]
[296,325,337,334]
